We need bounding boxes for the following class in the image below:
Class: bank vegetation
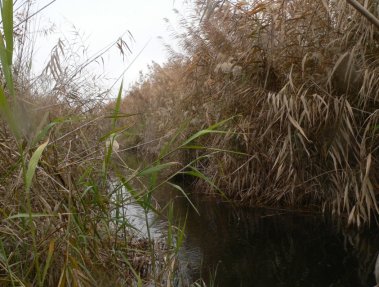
[122,0,379,227]
[0,1,183,286]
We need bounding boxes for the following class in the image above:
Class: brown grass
[0,2,178,285]
[123,0,379,227]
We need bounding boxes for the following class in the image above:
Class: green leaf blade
[1,0,13,66]
[25,139,49,193]
[138,162,179,176]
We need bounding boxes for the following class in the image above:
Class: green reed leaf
[25,139,49,193]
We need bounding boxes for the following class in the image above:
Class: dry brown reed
[124,0,379,227]
[0,2,176,285]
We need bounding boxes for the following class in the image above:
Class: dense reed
[0,1,188,286]
[123,0,379,227]
[1,0,379,285]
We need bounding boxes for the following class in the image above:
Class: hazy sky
[32,0,188,88]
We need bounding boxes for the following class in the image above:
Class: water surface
[120,185,379,287]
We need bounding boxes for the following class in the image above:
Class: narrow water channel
[119,185,379,287]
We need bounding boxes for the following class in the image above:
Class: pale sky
[31,0,188,89]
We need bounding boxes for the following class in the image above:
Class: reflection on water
[174,197,379,287]
[110,183,165,239]
[116,183,379,287]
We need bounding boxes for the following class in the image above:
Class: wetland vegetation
[0,0,378,286]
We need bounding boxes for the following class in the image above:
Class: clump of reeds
[0,1,183,286]
[124,0,379,227]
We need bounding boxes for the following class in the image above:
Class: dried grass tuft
[124,0,379,226]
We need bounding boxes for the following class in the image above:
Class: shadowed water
[119,185,379,287]
[175,197,379,287]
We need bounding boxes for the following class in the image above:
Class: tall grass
[0,1,202,286]
[0,0,378,285]
[122,0,379,227]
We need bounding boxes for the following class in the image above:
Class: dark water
[121,186,379,287]
[173,197,379,287]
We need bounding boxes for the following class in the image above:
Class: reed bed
[124,0,379,227]
[0,1,185,286]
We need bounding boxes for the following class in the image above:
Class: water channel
[118,184,379,287]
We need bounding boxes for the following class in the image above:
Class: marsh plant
[1,0,379,286]
[0,1,211,286]
[123,0,379,227]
